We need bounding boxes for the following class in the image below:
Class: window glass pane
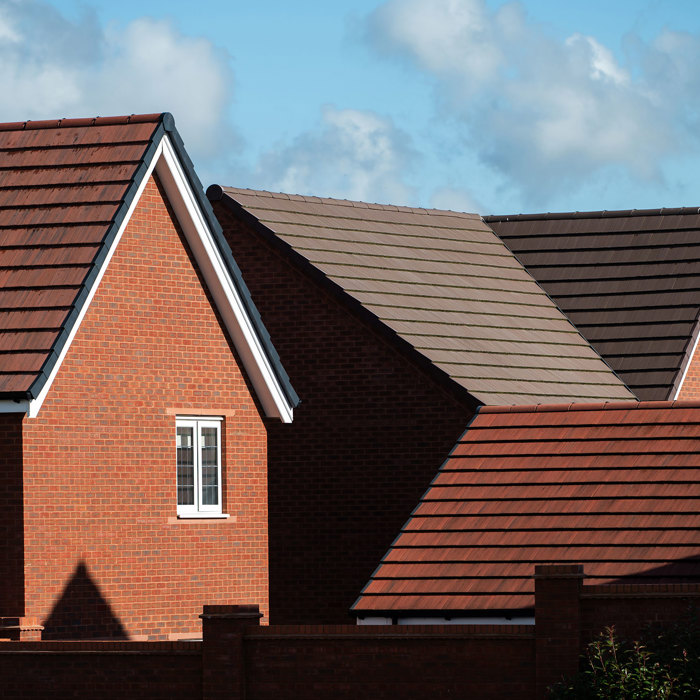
[177,426,195,506]
[200,427,219,506]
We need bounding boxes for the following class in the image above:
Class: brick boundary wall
[2,565,699,700]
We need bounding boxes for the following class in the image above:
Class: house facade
[0,115,297,640]
[352,401,700,624]
[208,186,634,624]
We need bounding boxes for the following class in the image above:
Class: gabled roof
[352,401,700,616]
[0,114,298,420]
[209,187,635,406]
[486,209,700,401]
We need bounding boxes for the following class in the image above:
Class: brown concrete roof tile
[215,187,635,405]
[487,210,700,400]
[0,114,163,397]
[353,401,700,615]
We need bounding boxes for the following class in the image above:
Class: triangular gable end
[672,309,700,400]
[0,114,297,422]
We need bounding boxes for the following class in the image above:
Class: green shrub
[549,612,699,699]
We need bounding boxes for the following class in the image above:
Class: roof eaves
[165,124,299,411]
[208,185,482,414]
[351,605,535,618]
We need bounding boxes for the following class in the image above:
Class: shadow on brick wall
[42,561,127,640]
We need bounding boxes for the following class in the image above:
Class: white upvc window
[176,417,223,516]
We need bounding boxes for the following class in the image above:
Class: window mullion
[195,422,203,512]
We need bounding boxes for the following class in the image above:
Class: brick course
[13,175,269,638]
[0,414,23,615]
[676,334,700,399]
[213,203,475,624]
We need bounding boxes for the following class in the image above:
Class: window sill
[167,514,237,524]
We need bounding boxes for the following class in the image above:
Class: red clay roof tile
[0,114,163,398]
[353,401,700,615]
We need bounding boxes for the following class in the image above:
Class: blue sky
[2,0,700,214]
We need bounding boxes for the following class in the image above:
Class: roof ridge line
[217,185,481,218]
[0,114,164,132]
[479,399,700,413]
[484,207,700,221]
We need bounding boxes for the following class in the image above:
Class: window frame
[176,416,224,517]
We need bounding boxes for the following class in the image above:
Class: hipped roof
[487,209,700,401]
[352,401,700,615]
[210,187,635,406]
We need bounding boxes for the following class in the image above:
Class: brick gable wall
[213,204,474,624]
[676,333,700,399]
[19,176,268,639]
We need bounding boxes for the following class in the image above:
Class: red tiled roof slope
[213,187,636,405]
[486,209,700,401]
[0,115,163,396]
[353,401,700,615]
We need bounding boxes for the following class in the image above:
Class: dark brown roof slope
[0,115,163,397]
[486,209,700,401]
[211,187,635,405]
[352,401,700,615]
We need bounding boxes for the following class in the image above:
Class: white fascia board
[155,135,293,423]
[2,132,293,421]
[672,314,700,399]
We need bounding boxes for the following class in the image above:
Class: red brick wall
[0,641,200,700]
[3,581,698,700]
[20,176,269,639]
[676,335,700,399]
[581,585,700,642]
[0,414,23,615]
[244,626,535,700]
[212,203,474,624]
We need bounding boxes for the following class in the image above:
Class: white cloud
[430,186,483,213]
[0,0,234,161]
[366,0,700,204]
[253,105,416,205]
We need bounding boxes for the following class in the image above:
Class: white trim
[2,131,294,421]
[672,314,700,399]
[155,136,293,423]
[176,415,224,422]
[176,418,223,515]
[177,513,230,519]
